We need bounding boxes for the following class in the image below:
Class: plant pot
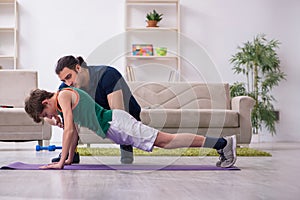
[147,20,158,27]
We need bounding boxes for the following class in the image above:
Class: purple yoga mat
[1,162,240,171]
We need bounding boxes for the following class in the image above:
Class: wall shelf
[126,27,178,31]
[125,0,180,82]
[0,27,15,31]
[126,55,178,59]
[127,0,178,3]
[0,0,18,70]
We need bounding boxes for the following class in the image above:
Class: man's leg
[51,136,80,163]
[120,145,134,164]
[51,148,80,163]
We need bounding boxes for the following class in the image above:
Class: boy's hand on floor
[39,162,64,169]
[64,159,72,165]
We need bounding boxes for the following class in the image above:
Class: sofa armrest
[231,96,255,144]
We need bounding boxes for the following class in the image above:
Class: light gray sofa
[78,82,255,146]
[0,70,52,145]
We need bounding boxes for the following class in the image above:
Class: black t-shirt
[59,65,141,121]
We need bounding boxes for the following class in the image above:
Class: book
[0,105,14,108]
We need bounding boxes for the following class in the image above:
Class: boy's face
[39,99,58,120]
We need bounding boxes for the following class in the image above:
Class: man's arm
[107,89,125,110]
[44,116,63,128]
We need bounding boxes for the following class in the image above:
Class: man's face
[58,67,79,87]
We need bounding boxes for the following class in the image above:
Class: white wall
[17,0,300,142]
[180,0,300,142]
[18,0,125,90]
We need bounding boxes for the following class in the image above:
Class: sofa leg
[38,140,50,146]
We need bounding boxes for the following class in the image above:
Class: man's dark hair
[55,55,87,75]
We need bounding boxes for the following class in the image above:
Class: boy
[25,87,236,169]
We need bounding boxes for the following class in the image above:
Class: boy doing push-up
[25,87,237,169]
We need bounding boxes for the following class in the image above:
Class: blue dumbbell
[35,145,62,151]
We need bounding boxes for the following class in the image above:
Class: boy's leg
[154,132,237,168]
[120,145,134,164]
[218,136,237,168]
[154,132,205,148]
[203,135,237,167]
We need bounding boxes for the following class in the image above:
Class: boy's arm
[56,90,76,169]
[41,90,75,169]
[65,124,79,165]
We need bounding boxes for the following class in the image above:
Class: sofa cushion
[140,109,239,128]
[128,82,231,110]
[0,108,39,126]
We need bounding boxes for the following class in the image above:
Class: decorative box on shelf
[132,44,153,56]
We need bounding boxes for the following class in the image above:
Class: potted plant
[230,34,287,135]
[146,9,163,27]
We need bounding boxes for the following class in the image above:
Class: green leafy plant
[146,9,163,22]
[230,34,286,135]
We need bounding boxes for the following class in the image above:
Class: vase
[147,20,158,27]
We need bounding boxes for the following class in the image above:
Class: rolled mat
[1,162,240,170]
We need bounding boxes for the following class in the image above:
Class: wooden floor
[0,142,299,200]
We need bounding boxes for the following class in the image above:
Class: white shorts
[106,110,158,152]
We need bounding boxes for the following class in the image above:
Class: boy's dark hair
[55,55,87,75]
[25,89,55,123]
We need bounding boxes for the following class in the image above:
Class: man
[51,55,141,164]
